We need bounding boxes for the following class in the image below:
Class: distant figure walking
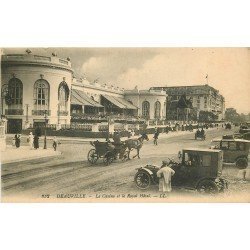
[153,130,159,145]
[131,130,135,138]
[15,134,21,148]
[28,132,34,149]
[34,135,39,149]
[52,136,59,151]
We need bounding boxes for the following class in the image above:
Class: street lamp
[44,110,48,149]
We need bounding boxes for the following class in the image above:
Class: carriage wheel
[103,152,114,165]
[87,149,99,164]
[134,171,151,189]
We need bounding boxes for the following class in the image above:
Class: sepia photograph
[0,47,250,202]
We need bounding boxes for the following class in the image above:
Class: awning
[102,95,138,110]
[115,97,138,110]
[71,89,103,108]
[102,95,126,109]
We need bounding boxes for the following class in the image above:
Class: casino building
[0,51,167,133]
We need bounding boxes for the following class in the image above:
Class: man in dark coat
[33,135,39,149]
[153,130,159,145]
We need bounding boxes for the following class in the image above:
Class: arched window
[8,78,23,109]
[34,79,50,111]
[142,101,150,118]
[154,101,161,119]
[58,82,69,112]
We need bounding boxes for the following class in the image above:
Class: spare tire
[236,158,248,169]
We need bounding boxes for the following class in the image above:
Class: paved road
[1,128,250,202]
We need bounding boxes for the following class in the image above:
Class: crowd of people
[12,133,60,151]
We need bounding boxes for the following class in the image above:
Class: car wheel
[134,171,151,189]
[236,158,248,169]
[197,180,219,194]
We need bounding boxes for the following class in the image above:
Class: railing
[127,124,137,130]
[59,59,69,65]
[34,55,51,61]
[58,110,69,116]
[114,124,125,131]
[5,109,24,115]
[98,124,109,132]
[61,123,92,131]
[32,110,51,116]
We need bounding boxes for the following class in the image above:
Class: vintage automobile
[134,148,228,194]
[211,138,249,169]
[239,125,250,134]
[225,123,232,130]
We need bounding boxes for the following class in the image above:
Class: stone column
[92,123,99,132]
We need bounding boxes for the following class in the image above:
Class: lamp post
[107,115,110,140]
[44,110,48,149]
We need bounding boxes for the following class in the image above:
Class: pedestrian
[13,134,18,147]
[153,130,159,145]
[156,161,175,192]
[28,132,34,149]
[52,136,60,151]
[33,134,39,149]
[16,134,21,148]
[131,129,135,138]
[127,129,132,138]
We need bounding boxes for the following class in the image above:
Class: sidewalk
[1,146,61,164]
[46,127,218,142]
[6,127,218,143]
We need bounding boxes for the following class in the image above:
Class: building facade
[1,52,167,133]
[152,85,225,121]
[1,53,73,133]
[124,88,167,120]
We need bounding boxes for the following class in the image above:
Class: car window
[228,142,237,150]
[237,142,245,151]
[201,154,212,167]
[221,141,228,150]
[185,153,200,167]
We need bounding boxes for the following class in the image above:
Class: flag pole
[206,74,208,85]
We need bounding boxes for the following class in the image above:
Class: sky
[2,47,250,114]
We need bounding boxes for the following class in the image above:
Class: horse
[124,133,149,159]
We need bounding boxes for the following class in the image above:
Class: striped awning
[71,89,103,108]
[115,97,138,110]
[102,95,138,110]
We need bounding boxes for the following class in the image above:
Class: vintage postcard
[0,47,249,202]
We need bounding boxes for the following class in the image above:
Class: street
[1,128,250,202]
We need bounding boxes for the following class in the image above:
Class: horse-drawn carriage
[87,133,149,165]
[195,129,206,140]
[87,140,129,165]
